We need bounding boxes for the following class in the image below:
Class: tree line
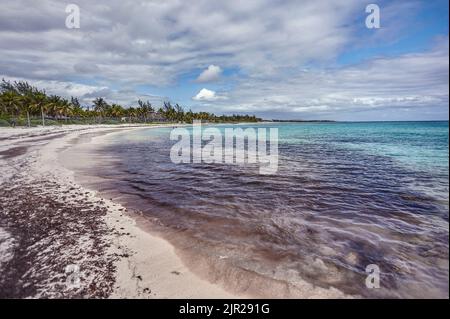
[0,79,261,126]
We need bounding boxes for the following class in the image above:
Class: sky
[0,0,448,121]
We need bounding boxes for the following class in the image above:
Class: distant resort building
[120,112,167,123]
[148,112,168,122]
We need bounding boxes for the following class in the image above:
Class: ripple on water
[71,123,449,298]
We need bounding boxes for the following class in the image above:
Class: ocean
[70,121,449,298]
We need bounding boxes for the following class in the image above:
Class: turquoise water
[277,121,449,200]
[80,121,449,298]
[278,121,448,173]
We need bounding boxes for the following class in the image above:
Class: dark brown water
[65,122,449,298]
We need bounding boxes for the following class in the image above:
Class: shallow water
[71,121,449,298]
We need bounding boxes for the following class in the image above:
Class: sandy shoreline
[0,124,238,298]
[0,124,351,299]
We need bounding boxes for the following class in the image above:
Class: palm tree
[184,109,194,124]
[110,103,124,119]
[0,91,20,118]
[2,79,261,126]
[47,95,63,120]
[137,100,154,122]
[58,98,73,122]
[174,103,184,122]
[162,101,177,121]
[71,97,84,119]
[93,97,109,122]
[127,107,138,122]
[21,93,34,127]
[13,81,34,126]
[30,91,49,126]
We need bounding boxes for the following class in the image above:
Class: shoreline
[0,124,239,298]
[55,125,350,299]
[0,124,353,299]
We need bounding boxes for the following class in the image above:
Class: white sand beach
[0,124,239,298]
[0,124,350,299]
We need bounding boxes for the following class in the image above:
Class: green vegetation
[0,79,261,127]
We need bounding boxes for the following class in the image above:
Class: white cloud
[0,0,361,86]
[196,65,222,82]
[0,0,447,120]
[192,88,227,101]
[201,40,449,120]
[1,75,166,107]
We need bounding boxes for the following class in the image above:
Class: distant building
[148,112,167,122]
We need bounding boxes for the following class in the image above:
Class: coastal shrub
[0,117,29,126]
[67,119,84,124]
[45,119,60,126]
[68,119,95,125]
[27,119,60,126]
[102,119,121,124]
[0,119,10,127]
[15,118,27,126]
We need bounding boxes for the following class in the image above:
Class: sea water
[73,121,449,298]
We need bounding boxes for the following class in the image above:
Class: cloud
[196,65,222,82]
[73,62,100,73]
[0,0,447,119]
[192,88,227,101]
[1,75,166,107]
[201,39,449,120]
[0,0,361,86]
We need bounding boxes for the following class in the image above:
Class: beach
[0,0,448,306]
[0,125,240,298]
[0,124,354,299]
[0,122,448,299]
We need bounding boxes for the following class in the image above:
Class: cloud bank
[0,0,447,120]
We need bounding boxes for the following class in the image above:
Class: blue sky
[0,0,448,120]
